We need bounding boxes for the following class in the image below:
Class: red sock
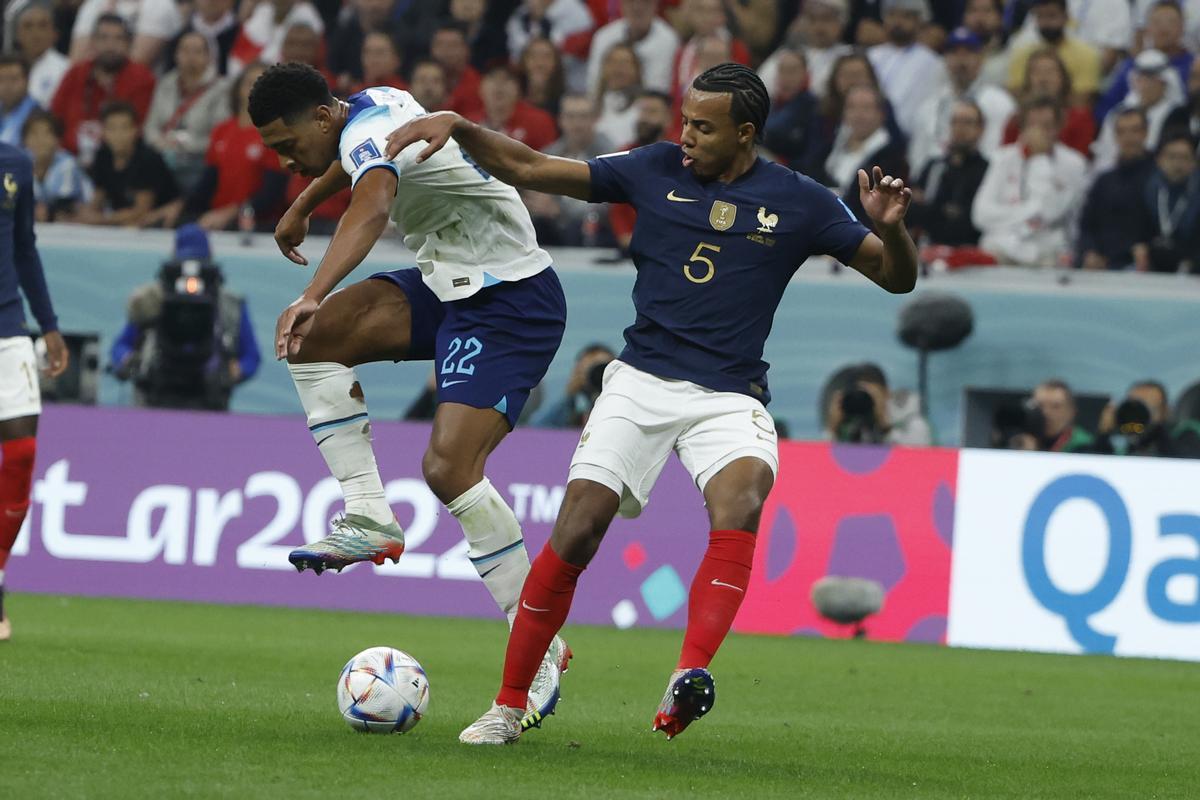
[678,529,756,669]
[0,437,37,570]
[495,542,584,709]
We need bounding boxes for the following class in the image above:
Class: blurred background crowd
[5,0,1198,454]
[2,0,1199,271]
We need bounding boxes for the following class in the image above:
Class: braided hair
[691,62,771,142]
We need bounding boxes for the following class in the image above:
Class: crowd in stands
[1,0,1198,273]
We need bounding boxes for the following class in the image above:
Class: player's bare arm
[848,166,919,294]
[274,168,397,359]
[384,111,593,201]
[274,161,352,266]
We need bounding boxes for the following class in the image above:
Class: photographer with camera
[109,224,260,411]
[824,363,932,446]
[992,378,1098,452]
[534,343,615,429]
[1095,381,1200,458]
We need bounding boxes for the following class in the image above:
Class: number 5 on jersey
[684,242,721,284]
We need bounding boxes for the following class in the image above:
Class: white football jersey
[339,87,552,302]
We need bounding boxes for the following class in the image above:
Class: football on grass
[336,647,430,733]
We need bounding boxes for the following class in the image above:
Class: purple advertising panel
[9,405,712,630]
[10,406,957,641]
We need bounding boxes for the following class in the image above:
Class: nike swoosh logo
[522,600,550,612]
[666,190,698,203]
[315,434,334,447]
[5,509,25,519]
[710,578,744,592]
[479,565,500,578]
[441,379,468,388]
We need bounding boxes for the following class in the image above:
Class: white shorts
[0,336,42,422]
[568,360,779,518]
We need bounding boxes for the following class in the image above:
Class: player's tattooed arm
[383,111,593,201]
[848,166,919,294]
[275,162,351,266]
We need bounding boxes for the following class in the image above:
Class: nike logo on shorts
[522,600,550,612]
[710,578,744,592]
[441,379,468,388]
[666,189,699,203]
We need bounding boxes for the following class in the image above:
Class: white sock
[288,362,393,526]
[447,478,530,626]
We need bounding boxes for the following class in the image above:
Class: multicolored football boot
[652,667,716,740]
[288,514,405,574]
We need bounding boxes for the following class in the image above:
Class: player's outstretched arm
[848,166,918,294]
[384,111,592,201]
[274,168,395,359]
[275,162,351,266]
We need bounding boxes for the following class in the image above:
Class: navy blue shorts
[369,267,566,427]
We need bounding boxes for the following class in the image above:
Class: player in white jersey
[247,64,570,726]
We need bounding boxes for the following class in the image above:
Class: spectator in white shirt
[961,0,1009,88]
[593,41,643,147]
[227,0,324,76]
[70,0,185,66]
[12,3,69,109]
[507,0,594,62]
[586,0,680,95]
[971,97,1089,266]
[867,0,948,137]
[1092,49,1185,171]
[908,27,1016,175]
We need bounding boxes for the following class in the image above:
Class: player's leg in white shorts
[0,337,42,423]
[567,360,693,518]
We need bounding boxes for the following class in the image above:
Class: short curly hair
[248,63,335,127]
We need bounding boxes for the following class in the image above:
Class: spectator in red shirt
[472,64,559,152]
[1002,47,1096,158]
[409,59,449,112]
[350,30,407,95]
[161,64,286,230]
[431,21,483,118]
[51,13,156,166]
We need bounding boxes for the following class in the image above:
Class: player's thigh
[675,398,779,531]
[291,272,440,367]
[568,361,684,519]
[0,337,41,438]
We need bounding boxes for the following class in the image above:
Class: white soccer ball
[336,646,430,733]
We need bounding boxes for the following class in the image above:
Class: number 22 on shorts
[440,336,484,387]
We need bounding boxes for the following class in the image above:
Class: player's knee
[421,447,475,504]
[708,487,770,533]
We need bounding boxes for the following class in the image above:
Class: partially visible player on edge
[0,141,69,641]
[246,64,569,724]
[384,62,918,744]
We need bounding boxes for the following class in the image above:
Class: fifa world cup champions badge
[709,201,737,231]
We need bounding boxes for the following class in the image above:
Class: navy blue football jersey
[587,141,870,404]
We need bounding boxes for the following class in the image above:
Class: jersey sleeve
[13,159,58,333]
[805,181,872,264]
[586,144,661,204]
[338,107,406,189]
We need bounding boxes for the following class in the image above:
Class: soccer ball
[336,646,430,733]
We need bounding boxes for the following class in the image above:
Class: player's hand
[384,111,463,164]
[857,166,912,230]
[41,331,69,378]
[275,204,311,266]
[275,296,320,360]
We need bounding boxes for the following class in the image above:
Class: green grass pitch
[1,594,1197,799]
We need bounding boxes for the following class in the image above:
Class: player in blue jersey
[0,142,69,641]
[385,62,919,744]
[246,64,569,723]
